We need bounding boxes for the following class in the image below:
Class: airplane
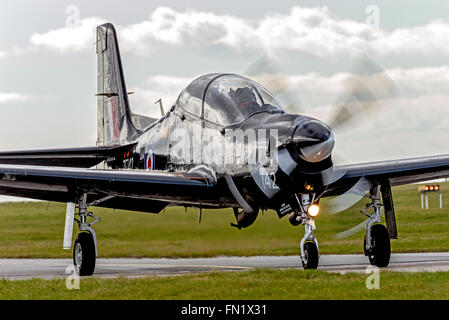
[1,23,449,276]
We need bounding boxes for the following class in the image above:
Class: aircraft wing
[325,154,449,196]
[0,144,136,168]
[0,164,218,213]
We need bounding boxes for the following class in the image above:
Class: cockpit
[176,74,284,126]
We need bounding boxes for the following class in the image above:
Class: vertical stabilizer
[96,23,139,146]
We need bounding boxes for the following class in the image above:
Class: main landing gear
[362,185,391,267]
[71,194,100,276]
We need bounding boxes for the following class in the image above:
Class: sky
[1,0,449,171]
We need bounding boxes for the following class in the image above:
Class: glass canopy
[176,74,284,126]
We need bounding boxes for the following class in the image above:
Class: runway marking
[0,261,253,270]
[97,263,253,270]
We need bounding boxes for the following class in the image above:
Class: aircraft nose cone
[293,119,334,163]
[293,119,332,142]
[300,136,335,162]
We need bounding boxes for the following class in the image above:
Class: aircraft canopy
[176,74,283,126]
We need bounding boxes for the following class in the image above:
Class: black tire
[73,232,96,276]
[365,224,390,267]
[301,241,319,270]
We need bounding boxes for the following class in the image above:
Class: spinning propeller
[244,53,399,237]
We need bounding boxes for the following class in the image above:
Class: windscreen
[177,74,284,126]
[204,75,283,125]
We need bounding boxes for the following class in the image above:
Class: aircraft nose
[292,119,334,163]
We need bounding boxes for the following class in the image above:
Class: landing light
[307,204,320,217]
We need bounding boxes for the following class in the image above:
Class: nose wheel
[295,194,320,270]
[300,218,320,270]
[301,241,319,269]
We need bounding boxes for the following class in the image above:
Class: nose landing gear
[290,193,320,270]
[301,223,319,270]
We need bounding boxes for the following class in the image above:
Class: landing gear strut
[301,222,319,269]
[291,194,320,270]
[363,185,391,267]
[73,194,100,276]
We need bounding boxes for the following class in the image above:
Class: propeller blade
[334,218,369,239]
[327,54,398,131]
[245,55,302,113]
[326,177,372,214]
[321,166,348,186]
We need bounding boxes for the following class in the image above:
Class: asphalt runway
[1,252,449,280]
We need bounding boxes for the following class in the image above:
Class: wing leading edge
[0,164,221,213]
[325,154,449,197]
[0,144,136,168]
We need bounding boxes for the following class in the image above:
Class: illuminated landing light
[307,204,320,217]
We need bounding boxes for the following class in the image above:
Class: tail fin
[96,23,139,146]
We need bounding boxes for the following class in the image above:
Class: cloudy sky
[1,0,449,168]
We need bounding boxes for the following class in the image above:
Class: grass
[1,269,449,300]
[0,183,448,300]
[0,182,448,259]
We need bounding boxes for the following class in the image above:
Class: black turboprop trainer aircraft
[1,23,449,276]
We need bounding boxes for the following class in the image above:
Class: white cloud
[333,93,449,164]
[129,75,192,117]
[247,65,449,116]
[30,17,106,52]
[120,6,449,58]
[0,92,29,104]
[385,66,449,96]
[128,65,449,125]
[25,6,449,59]
[120,7,257,55]
[0,46,36,58]
[119,7,449,58]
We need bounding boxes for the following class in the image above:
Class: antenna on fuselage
[155,98,165,117]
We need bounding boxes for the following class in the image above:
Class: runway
[1,252,449,280]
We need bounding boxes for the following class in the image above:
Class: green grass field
[1,269,449,300]
[1,183,449,300]
[0,182,448,258]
